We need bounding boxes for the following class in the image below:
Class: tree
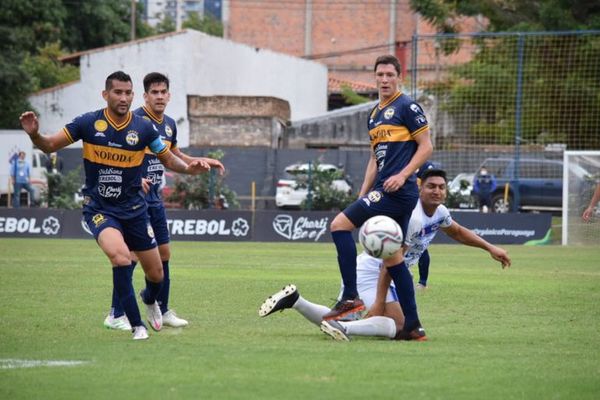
[61,0,131,52]
[0,0,66,127]
[182,12,224,37]
[410,0,600,33]
[298,161,355,211]
[167,150,239,209]
[22,43,79,92]
[412,0,600,149]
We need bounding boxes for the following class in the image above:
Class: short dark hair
[420,168,447,184]
[143,72,170,92]
[105,71,132,90]
[374,55,401,76]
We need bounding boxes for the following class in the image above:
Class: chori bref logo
[272,214,329,242]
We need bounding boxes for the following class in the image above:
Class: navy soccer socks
[111,262,136,318]
[418,249,430,286]
[332,230,358,299]
[112,265,142,327]
[387,261,421,330]
[157,261,170,314]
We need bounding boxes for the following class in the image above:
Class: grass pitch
[0,239,599,399]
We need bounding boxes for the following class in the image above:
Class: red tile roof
[328,75,376,94]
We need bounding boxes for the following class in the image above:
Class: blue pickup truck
[477,157,592,213]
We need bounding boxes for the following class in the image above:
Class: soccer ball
[359,215,403,259]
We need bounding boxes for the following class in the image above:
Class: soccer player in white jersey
[259,168,511,341]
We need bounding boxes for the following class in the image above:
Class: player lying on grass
[259,168,511,341]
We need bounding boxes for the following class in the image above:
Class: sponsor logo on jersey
[126,131,139,145]
[94,132,106,137]
[94,120,108,132]
[383,107,395,120]
[165,125,173,137]
[107,141,123,148]
[410,103,422,114]
[367,191,382,203]
[92,213,107,227]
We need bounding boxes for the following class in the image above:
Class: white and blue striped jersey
[403,200,452,267]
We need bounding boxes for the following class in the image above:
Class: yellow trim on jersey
[142,105,164,124]
[378,91,401,110]
[62,127,75,144]
[103,109,132,131]
[83,142,145,168]
[411,125,429,137]
[369,124,413,147]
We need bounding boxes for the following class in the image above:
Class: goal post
[562,151,600,245]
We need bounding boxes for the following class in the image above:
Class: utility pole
[130,0,136,41]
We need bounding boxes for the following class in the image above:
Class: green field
[0,239,599,399]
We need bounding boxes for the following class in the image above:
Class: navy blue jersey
[63,108,168,219]
[134,106,178,206]
[367,92,429,199]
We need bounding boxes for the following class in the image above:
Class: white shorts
[338,253,398,310]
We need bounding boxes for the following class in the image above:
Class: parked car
[275,163,352,208]
[446,172,476,209]
[477,157,593,213]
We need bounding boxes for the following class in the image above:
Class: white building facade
[29,29,328,148]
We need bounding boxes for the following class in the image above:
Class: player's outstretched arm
[19,111,71,153]
[158,150,210,175]
[443,221,511,269]
[171,148,225,175]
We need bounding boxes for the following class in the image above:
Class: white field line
[0,359,90,369]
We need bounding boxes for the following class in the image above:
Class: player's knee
[147,267,164,283]
[108,252,131,267]
[331,213,353,231]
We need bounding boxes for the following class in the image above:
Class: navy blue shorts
[343,189,418,240]
[83,211,157,252]
[147,204,170,246]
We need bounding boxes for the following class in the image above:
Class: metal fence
[409,30,600,211]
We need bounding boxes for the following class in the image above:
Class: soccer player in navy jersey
[323,55,433,341]
[20,71,212,340]
[104,72,224,331]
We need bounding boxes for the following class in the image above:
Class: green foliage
[61,0,131,52]
[410,0,600,32]
[183,12,224,37]
[155,14,176,34]
[429,34,600,148]
[0,56,34,128]
[340,84,371,105]
[22,43,79,91]
[297,161,354,211]
[43,166,83,209]
[167,150,239,209]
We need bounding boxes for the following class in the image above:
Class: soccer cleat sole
[258,284,298,317]
[322,304,366,321]
[320,321,350,342]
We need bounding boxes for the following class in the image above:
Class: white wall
[29,30,328,148]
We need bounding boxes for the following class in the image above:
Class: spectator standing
[10,151,35,208]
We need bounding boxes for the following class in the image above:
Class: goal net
[562,151,600,245]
